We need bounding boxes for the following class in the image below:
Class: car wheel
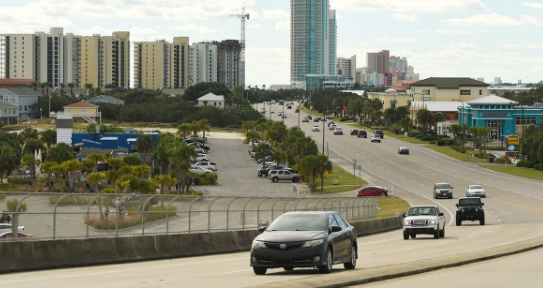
[403,231,409,240]
[283,267,294,271]
[480,216,485,225]
[410,233,416,239]
[318,248,333,273]
[253,267,267,275]
[344,245,357,269]
[272,177,279,183]
[262,173,267,178]
[440,225,445,238]
[379,192,387,196]
[434,228,440,239]
[456,218,462,226]
[292,177,299,182]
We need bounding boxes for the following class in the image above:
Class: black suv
[258,165,286,177]
[374,130,384,139]
[456,197,485,226]
[357,130,367,138]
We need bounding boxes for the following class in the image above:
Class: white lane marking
[396,248,411,252]
[220,269,251,275]
[358,238,399,245]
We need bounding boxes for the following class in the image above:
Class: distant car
[271,109,275,114]
[194,161,217,171]
[302,117,309,122]
[278,112,283,116]
[374,130,384,139]
[334,127,343,135]
[190,154,209,163]
[268,169,301,183]
[350,129,359,135]
[328,124,336,131]
[357,186,389,197]
[257,156,272,164]
[433,183,453,199]
[398,146,409,154]
[357,130,367,138]
[0,232,34,240]
[112,194,158,210]
[190,166,213,176]
[466,185,486,197]
[327,121,335,127]
[287,105,292,109]
[456,197,485,226]
[402,205,446,240]
[314,117,321,122]
[307,115,312,120]
[250,211,357,275]
[295,108,300,113]
[282,115,287,119]
[370,134,381,143]
[257,164,288,178]
[312,125,320,132]
[0,223,24,235]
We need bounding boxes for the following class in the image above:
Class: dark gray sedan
[250,211,357,275]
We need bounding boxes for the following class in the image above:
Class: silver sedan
[466,185,486,197]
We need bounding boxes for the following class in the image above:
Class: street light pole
[454,100,466,152]
[40,108,42,124]
[322,109,326,154]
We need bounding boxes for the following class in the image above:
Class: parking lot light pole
[40,108,42,124]
[454,99,466,152]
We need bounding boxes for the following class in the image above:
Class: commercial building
[305,75,354,90]
[81,31,130,89]
[366,50,389,74]
[367,89,412,111]
[410,77,489,103]
[336,55,356,80]
[133,37,189,90]
[290,0,337,87]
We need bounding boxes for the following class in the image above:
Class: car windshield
[459,199,481,206]
[470,185,483,190]
[266,214,327,231]
[436,184,452,189]
[408,207,436,216]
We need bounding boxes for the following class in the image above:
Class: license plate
[442,193,447,196]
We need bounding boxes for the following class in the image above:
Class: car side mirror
[481,203,484,206]
[438,212,444,216]
[331,225,342,232]
[401,213,406,218]
[451,187,454,189]
[456,204,459,208]
[257,226,266,233]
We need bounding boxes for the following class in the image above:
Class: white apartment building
[336,55,356,80]
[188,42,218,85]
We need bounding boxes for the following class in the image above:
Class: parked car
[370,134,381,143]
[250,211,357,275]
[257,165,288,177]
[374,130,384,139]
[456,197,485,226]
[402,205,446,239]
[312,125,320,132]
[190,154,209,163]
[271,109,275,114]
[334,127,343,135]
[194,161,217,171]
[357,186,389,197]
[112,194,158,210]
[350,129,359,135]
[257,156,272,164]
[189,166,212,176]
[398,146,409,155]
[0,223,24,235]
[268,169,301,183]
[466,185,486,197]
[287,105,292,109]
[433,183,453,199]
[282,115,287,119]
[0,232,34,241]
[357,130,367,138]
[302,117,309,122]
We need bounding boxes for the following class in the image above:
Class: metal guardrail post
[166,195,183,234]
[188,196,204,233]
[242,197,258,230]
[294,198,305,212]
[256,198,271,227]
[207,197,223,233]
[13,193,36,240]
[53,194,70,240]
[87,194,101,238]
[141,195,158,236]
[225,197,241,231]
[270,198,282,220]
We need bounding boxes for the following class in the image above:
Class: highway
[1,105,543,287]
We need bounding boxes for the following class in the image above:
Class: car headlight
[403,221,411,226]
[302,239,324,247]
[475,208,479,212]
[429,220,437,225]
[461,209,465,212]
[252,241,266,249]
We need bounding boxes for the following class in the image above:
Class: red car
[350,129,359,135]
[357,186,389,197]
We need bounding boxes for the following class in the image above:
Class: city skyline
[1,0,542,88]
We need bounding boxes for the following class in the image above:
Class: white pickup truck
[402,205,446,240]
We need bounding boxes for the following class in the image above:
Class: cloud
[445,13,542,27]
[374,37,416,43]
[442,43,481,49]
[262,9,289,20]
[275,20,289,31]
[248,23,262,29]
[171,24,217,34]
[521,2,543,9]
[131,26,157,35]
[501,44,523,49]
[418,29,451,34]
[528,43,543,49]
[391,13,418,22]
[332,0,488,13]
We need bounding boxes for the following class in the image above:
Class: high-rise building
[217,40,242,89]
[494,77,502,85]
[0,28,82,87]
[290,0,337,86]
[390,56,408,73]
[477,77,485,82]
[81,31,130,89]
[188,42,218,85]
[366,50,389,74]
[336,55,356,80]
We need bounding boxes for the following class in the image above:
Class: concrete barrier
[0,217,401,274]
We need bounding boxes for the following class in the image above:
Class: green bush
[429,140,437,144]
[84,206,177,230]
[450,145,466,154]
[7,176,30,185]
[534,164,543,171]
[516,160,525,167]
[420,136,438,141]
[408,130,422,138]
[49,195,95,205]
[340,117,352,121]
[495,156,512,164]
[436,140,445,146]
[487,146,505,151]
[525,161,535,168]
[190,173,218,185]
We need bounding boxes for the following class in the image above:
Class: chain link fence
[0,192,381,241]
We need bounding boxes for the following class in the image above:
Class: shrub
[202,173,218,185]
[7,176,30,185]
[525,161,535,168]
[516,160,525,167]
[429,140,437,144]
[436,140,445,146]
[487,146,505,151]
[84,205,178,230]
[534,163,543,171]
[408,130,422,138]
[495,156,512,164]
[420,136,438,141]
[340,117,352,121]
[49,195,95,205]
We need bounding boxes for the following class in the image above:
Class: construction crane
[230,7,249,88]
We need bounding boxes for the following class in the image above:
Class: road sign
[353,158,357,170]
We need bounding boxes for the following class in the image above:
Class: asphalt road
[2,105,543,287]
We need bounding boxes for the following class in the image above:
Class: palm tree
[241,121,255,134]
[132,164,151,179]
[40,161,57,187]
[154,175,177,195]
[67,83,75,97]
[416,109,434,135]
[63,159,82,190]
[107,158,124,170]
[21,154,40,180]
[40,129,57,151]
[86,172,106,219]
[40,82,47,94]
[198,119,210,144]
[50,164,66,192]
[177,123,193,139]
[87,153,105,173]
[137,135,155,166]
[244,130,260,145]
[0,145,19,183]
[31,81,38,91]
[46,143,75,164]
[60,83,66,97]
[23,138,45,156]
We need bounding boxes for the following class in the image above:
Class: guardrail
[0,192,381,241]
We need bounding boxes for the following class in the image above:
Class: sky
[1,0,542,87]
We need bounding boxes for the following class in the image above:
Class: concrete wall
[0,217,401,274]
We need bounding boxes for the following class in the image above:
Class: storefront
[458,95,543,141]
